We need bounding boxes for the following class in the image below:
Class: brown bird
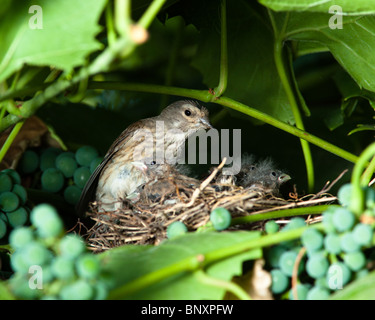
[76,100,212,215]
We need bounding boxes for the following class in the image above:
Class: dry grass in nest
[85,160,340,252]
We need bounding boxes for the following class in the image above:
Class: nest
[85,161,338,252]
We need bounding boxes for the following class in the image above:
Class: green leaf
[0,0,106,82]
[190,1,295,125]
[259,0,375,15]
[0,281,15,300]
[283,13,375,93]
[101,231,262,300]
[330,270,375,300]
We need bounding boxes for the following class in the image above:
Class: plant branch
[214,0,228,98]
[350,142,375,215]
[0,120,24,164]
[268,9,315,192]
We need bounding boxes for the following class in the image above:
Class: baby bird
[237,156,291,195]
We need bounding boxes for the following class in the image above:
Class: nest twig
[85,161,340,252]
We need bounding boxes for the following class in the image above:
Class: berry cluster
[0,169,29,239]
[266,183,375,300]
[18,146,103,206]
[8,204,111,300]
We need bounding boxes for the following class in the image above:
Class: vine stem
[194,269,251,300]
[214,0,228,98]
[0,120,24,164]
[268,10,315,193]
[350,142,375,215]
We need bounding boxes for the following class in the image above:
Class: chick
[237,157,291,195]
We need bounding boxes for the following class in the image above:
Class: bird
[213,154,291,195]
[76,100,212,215]
[236,156,291,195]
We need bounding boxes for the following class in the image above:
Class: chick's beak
[278,173,291,184]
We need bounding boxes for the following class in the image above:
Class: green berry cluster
[0,169,29,240]
[8,203,111,300]
[265,183,375,300]
[18,146,103,206]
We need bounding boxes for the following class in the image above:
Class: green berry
[39,148,61,171]
[326,262,352,289]
[210,207,231,231]
[337,183,353,207]
[0,173,13,193]
[76,254,101,279]
[166,221,188,239]
[288,283,310,300]
[344,251,366,271]
[12,184,27,205]
[0,191,19,212]
[307,286,330,300]
[75,146,99,167]
[7,207,28,227]
[52,256,75,280]
[41,168,64,193]
[340,232,360,253]
[56,155,77,178]
[270,269,289,294]
[59,234,85,259]
[19,150,39,174]
[352,223,373,246]
[63,185,82,205]
[301,228,324,253]
[30,204,64,238]
[3,169,21,184]
[279,250,299,277]
[324,233,341,254]
[322,207,336,234]
[306,252,329,279]
[23,242,52,266]
[265,220,279,234]
[60,280,94,300]
[0,219,7,239]
[73,167,91,189]
[332,208,355,232]
[9,227,34,249]
[266,245,287,268]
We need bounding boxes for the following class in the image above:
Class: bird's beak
[199,117,213,129]
[278,173,291,184]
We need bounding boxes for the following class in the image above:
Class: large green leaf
[190,0,295,125]
[100,231,262,300]
[0,0,106,82]
[259,0,375,15]
[276,12,375,94]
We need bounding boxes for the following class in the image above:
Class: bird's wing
[75,121,146,216]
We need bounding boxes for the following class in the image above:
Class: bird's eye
[150,160,156,165]
[271,171,277,177]
[185,109,191,116]
[250,166,256,171]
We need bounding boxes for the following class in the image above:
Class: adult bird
[76,100,212,215]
